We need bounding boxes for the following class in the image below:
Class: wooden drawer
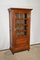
[16,38,28,45]
[14,45,29,52]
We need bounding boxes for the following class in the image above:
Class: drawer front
[16,38,28,45]
[13,42,29,52]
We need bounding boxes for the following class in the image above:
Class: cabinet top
[8,8,32,11]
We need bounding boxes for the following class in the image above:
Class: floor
[0,44,40,60]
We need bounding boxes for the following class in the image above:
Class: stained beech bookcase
[8,8,32,53]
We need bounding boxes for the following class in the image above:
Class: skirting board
[0,43,40,51]
[30,43,40,46]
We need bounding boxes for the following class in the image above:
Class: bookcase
[8,8,32,53]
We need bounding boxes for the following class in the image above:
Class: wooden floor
[0,44,40,60]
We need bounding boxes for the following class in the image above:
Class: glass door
[15,13,30,37]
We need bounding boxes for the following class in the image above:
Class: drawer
[16,38,28,45]
[14,45,29,52]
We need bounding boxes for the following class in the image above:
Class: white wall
[0,0,40,50]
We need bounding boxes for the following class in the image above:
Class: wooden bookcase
[8,8,32,53]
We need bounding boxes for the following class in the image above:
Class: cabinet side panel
[9,11,14,50]
[9,10,16,52]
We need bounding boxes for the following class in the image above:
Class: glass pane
[16,14,19,18]
[27,14,30,18]
[16,20,20,24]
[20,14,25,19]
[16,32,24,36]
[20,20,24,24]
[16,32,20,36]
[16,20,24,25]
[20,14,23,18]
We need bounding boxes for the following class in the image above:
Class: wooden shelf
[16,30,27,32]
[16,24,27,27]
[16,18,30,20]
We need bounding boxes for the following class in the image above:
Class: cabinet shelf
[16,24,27,27]
[16,30,27,32]
[16,18,30,20]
